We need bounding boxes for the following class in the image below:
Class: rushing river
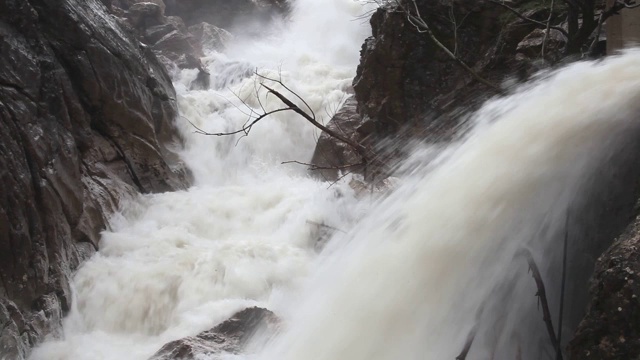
[31,0,640,359]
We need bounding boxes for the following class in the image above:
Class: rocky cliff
[0,0,189,357]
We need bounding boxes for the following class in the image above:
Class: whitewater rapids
[30,0,640,359]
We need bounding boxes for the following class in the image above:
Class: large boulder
[0,0,188,357]
[149,307,279,360]
[188,22,231,53]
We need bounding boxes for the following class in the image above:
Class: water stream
[31,0,640,359]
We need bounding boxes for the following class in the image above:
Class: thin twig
[521,249,561,358]
[541,0,555,59]
[487,0,569,38]
[556,214,569,360]
[588,10,605,56]
[393,0,501,92]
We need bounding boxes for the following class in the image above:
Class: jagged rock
[189,22,231,53]
[353,1,509,136]
[152,30,198,61]
[145,22,181,44]
[516,28,567,59]
[569,210,640,359]
[149,307,279,360]
[128,2,165,28]
[0,0,189,357]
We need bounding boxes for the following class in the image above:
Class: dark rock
[569,210,640,359]
[128,2,166,28]
[310,98,366,181]
[516,28,567,60]
[152,30,198,62]
[350,0,563,139]
[149,307,279,360]
[145,22,181,45]
[0,0,189,357]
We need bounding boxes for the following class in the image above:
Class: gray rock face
[149,307,279,360]
[0,0,188,357]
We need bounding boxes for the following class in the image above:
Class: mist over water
[30,0,640,359]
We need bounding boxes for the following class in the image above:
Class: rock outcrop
[569,208,640,359]
[0,0,188,357]
[149,307,279,360]
[314,0,557,181]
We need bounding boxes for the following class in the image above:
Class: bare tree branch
[487,0,569,38]
[542,0,556,59]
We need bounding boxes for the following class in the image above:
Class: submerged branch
[521,249,562,358]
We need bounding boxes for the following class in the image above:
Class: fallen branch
[262,83,368,157]
[189,70,372,164]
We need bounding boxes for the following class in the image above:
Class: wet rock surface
[310,98,367,181]
[0,0,188,357]
[149,307,279,360]
[314,0,553,180]
[569,209,640,359]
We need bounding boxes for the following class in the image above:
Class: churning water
[30,0,640,359]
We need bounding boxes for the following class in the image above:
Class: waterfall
[30,0,640,359]
[257,51,640,360]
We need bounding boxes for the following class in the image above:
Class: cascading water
[29,1,640,360]
[30,1,374,359]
